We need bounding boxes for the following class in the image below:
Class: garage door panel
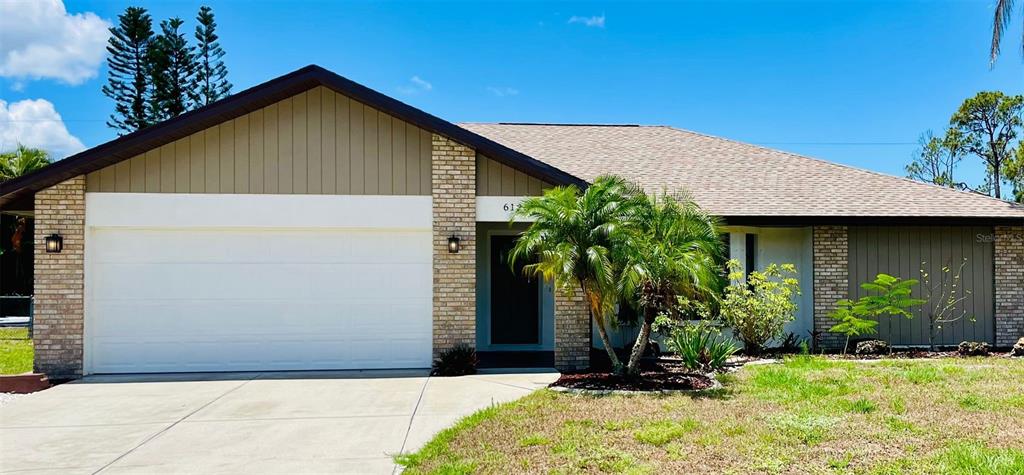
[87,222,433,374]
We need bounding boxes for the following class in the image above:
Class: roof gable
[0,65,583,209]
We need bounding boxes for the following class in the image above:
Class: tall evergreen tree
[148,18,196,121]
[191,6,232,106]
[102,7,154,134]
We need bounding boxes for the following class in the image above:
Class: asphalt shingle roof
[460,123,1024,220]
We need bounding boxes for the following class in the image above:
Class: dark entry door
[490,235,540,345]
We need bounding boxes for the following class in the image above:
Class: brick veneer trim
[812,225,849,349]
[431,134,477,357]
[554,288,590,371]
[994,226,1024,347]
[32,176,86,378]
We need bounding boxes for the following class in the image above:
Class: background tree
[1006,146,1024,202]
[102,7,154,134]
[618,192,724,375]
[148,18,196,121]
[990,0,1022,66]
[0,146,51,295]
[949,91,1024,200]
[510,176,644,373]
[906,129,965,189]
[191,6,232,106]
[0,145,51,182]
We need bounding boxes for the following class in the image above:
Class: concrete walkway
[0,369,558,474]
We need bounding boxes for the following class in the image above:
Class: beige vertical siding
[86,87,435,195]
[847,226,994,346]
[475,153,550,196]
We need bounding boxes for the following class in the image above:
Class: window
[745,233,758,277]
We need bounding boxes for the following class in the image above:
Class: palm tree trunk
[582,282,621,372]
[625,310,654,376]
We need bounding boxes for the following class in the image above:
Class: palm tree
[0,145,51,182]
[509,176,644,373]
[1,145,51,257]
[618,193,725,376]
[990,0,1021,66]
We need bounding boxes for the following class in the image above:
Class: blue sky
[2,0,1022,187]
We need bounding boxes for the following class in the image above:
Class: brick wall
[812,225,849,349]
[995,226,1024,347]
[431,134,477,357]
[32,176,86,379]
[554,288,590,371]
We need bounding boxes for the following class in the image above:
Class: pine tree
[148,18,196,121]
[102,7,154,134]
[191,6,232,106]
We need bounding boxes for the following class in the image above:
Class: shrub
[719,260,801,354]
[666,321,739,371]
[957,341,991,357]
[431,344,478,376]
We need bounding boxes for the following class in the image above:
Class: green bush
[719,260,801,354]
[431,344,478,376]
[666,321,738,371]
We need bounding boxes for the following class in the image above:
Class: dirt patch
[550,361,715,392]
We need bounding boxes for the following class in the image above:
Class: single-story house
[1,65,1021,379]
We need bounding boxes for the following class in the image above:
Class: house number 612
[502,202,522,212]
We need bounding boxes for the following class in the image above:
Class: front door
[490,235,540,345]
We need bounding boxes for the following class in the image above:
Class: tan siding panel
[263,103,279,194]
[292,92,308,193]
[190,131,205,193]
[277,98,293,193]
[349,102,364,194]
[205,126,220,192]
[335,92,351,194]
[158,144,174,192]
[174,138,190,193]
[83,87,432,196]
[234,115,249,193]
[307,88,322,194]
[144,149,160,191]
[129,155,146,192]
[475,154,552,196]
[320,89,336,194]
[249,109,264,193]
[114,160,131,192]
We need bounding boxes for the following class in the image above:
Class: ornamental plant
[719,260,800,355]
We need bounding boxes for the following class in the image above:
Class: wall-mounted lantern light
[45,234,63,253]
[447,235,461,253]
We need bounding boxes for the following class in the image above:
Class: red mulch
[551,360,715,392]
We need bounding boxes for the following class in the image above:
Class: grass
[396,356,1024,474]
[0,327,33,375]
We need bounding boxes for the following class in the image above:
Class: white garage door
[85,194,433,374]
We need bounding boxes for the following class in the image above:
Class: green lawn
[396,357,1024,474]
[0,327,33,375]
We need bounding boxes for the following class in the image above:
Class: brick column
[554,289,590,371]
[995,226,1023,347]
[33,176,86,379]
[431,134,476,358]
[812,225,849,350]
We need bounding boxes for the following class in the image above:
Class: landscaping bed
[550,361,715,392]
[397,356,1024,474]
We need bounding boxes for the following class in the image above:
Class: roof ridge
[661,126,1024,210]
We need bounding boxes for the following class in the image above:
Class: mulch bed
[550,360,715,392]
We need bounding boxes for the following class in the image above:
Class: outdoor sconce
[448,235,461,253]
[45,234,63,253]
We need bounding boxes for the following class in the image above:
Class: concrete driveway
[0,369,558,474]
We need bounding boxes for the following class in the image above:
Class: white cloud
[486,86,520,97]
[398,75,433,94]
[568,15,605,28]
[0,0,110,85]
[0,99,86,158]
